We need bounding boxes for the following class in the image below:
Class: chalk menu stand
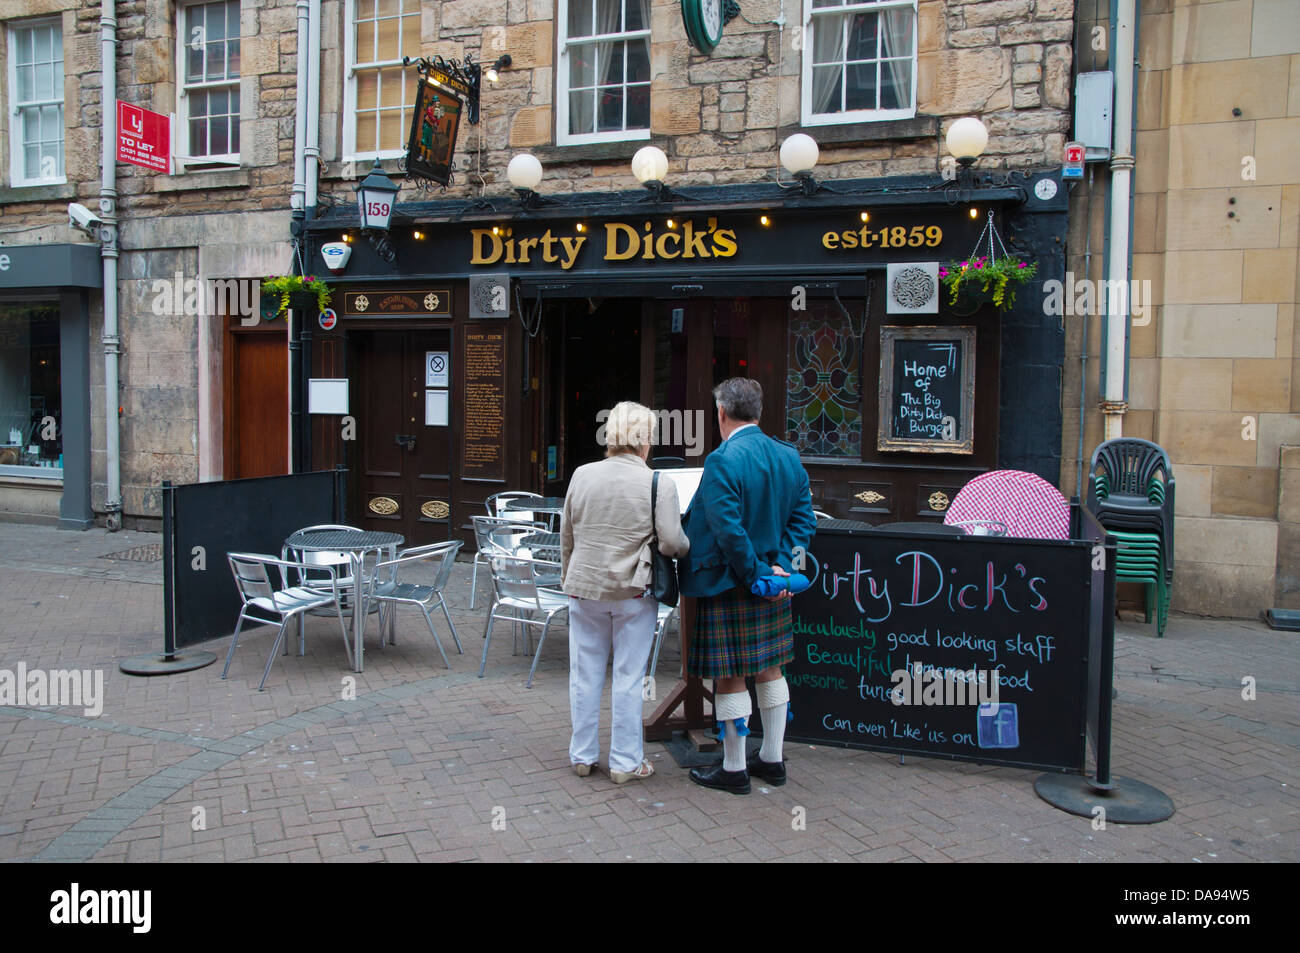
[643,598,717,750]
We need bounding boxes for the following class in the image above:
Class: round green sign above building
[681,0,726,54]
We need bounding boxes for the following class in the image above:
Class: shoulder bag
[649,471,680,606]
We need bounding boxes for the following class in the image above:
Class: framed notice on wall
[877,326,976,454]
[461,325,507,480]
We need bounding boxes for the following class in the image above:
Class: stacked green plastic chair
[1086,439,1175,637]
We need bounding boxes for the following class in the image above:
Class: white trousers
[568,594,657,774]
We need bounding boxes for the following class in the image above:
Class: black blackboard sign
[878,326,975,454]
[783,524,1093,772]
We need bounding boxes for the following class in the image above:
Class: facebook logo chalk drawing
[977,702,1019,749]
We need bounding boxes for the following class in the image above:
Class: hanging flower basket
[259,274,334,320]
[940,256,1038,312]
[939,211,1038,313]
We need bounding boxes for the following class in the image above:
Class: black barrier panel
[1076,503,1118,785]
[784,518,1095,772]
[166,470,344,648]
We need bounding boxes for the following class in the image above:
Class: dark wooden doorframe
[352,327,455,546]
[223,317,289,480]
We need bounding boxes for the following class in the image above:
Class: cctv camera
[68,202,103,237]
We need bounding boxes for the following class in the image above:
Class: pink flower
[1017,262,1027,269]
[959,261,968,267]
[939,268,948,278]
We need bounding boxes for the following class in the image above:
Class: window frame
[174,0,242,169]
[6,17,66,188]
[342,0,422,164]
[555,0,652,146]
[800,0,918,128]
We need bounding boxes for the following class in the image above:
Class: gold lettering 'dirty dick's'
[470,218,739,270]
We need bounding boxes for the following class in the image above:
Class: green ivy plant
[939,256,1038,312]
[260,274,333,318]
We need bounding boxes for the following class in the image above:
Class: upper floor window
[177,0,241,164]
[557,0,651,145]
[345,0,420,159]
[6,18,64,186]
[801,0,916,126]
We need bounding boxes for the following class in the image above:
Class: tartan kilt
[687,586,794,679]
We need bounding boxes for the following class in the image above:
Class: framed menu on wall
[877,325,976,454]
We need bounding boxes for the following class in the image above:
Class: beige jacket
[561,453,691,601]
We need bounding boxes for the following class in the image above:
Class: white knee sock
[756,678,790,763]
[714,690,752,772]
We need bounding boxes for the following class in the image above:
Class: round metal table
[503,497,565,517]
[284,528,404,672]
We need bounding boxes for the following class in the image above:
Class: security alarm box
[1074,71,1113,162]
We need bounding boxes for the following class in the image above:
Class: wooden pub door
[355,329,454,546]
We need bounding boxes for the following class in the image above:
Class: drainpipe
[291,0,309,214]
[101,0,122,531]
[305,0,322,213]
[289,0,310,473]
[299,0,323,472]
[1101,0,1138,440]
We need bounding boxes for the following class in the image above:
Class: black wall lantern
[356,159,399,263]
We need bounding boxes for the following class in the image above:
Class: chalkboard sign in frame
[877,325,976,454]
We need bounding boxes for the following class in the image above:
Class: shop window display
[0,302,61,474]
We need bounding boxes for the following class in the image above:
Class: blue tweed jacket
[678,426,817,598]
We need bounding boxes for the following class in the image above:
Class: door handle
[395,434,416,451]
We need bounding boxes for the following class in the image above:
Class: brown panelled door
[224,320,288,479]
[355,329,454,545]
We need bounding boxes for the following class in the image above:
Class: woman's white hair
[604,401,657,457]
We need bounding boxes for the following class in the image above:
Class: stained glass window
[786,305,861,456]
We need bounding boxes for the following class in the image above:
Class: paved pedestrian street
[0,524,1296,863]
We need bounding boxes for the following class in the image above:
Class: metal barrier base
[1034,773,1175,824]
[119,650,218,676]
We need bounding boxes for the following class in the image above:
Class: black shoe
[746,751,787,786]
[689,763,751,795]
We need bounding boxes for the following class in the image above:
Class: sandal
[574,763,597,777]
[609,760,655,784]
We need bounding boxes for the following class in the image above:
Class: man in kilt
[679,378,817,794]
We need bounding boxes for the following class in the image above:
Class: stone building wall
[1,0,1076,525]
[1063,0,1300,617]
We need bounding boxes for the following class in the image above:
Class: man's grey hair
[713,377,762,422]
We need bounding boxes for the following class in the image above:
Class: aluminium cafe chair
[367,540,464,669]
[469,515,546,608]
[648,601,678,681]
[479,554,569,689]
[223,553,351,691]
[486,491,547,526]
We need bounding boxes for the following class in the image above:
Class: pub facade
[300,170,1069,545]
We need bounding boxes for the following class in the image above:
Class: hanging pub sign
[404,66,470,187]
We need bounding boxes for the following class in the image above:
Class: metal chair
[282,524,374,614]
[223,553,351,690]
[368,540,464,668]
[648,601,678,680]
[469,515,546,608]
[650,456,687,469]
[478,554,569,689]
[486,491,545,524]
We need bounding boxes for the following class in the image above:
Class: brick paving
[0,522,1296,862]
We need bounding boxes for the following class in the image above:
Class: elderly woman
[561,401,690,783]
